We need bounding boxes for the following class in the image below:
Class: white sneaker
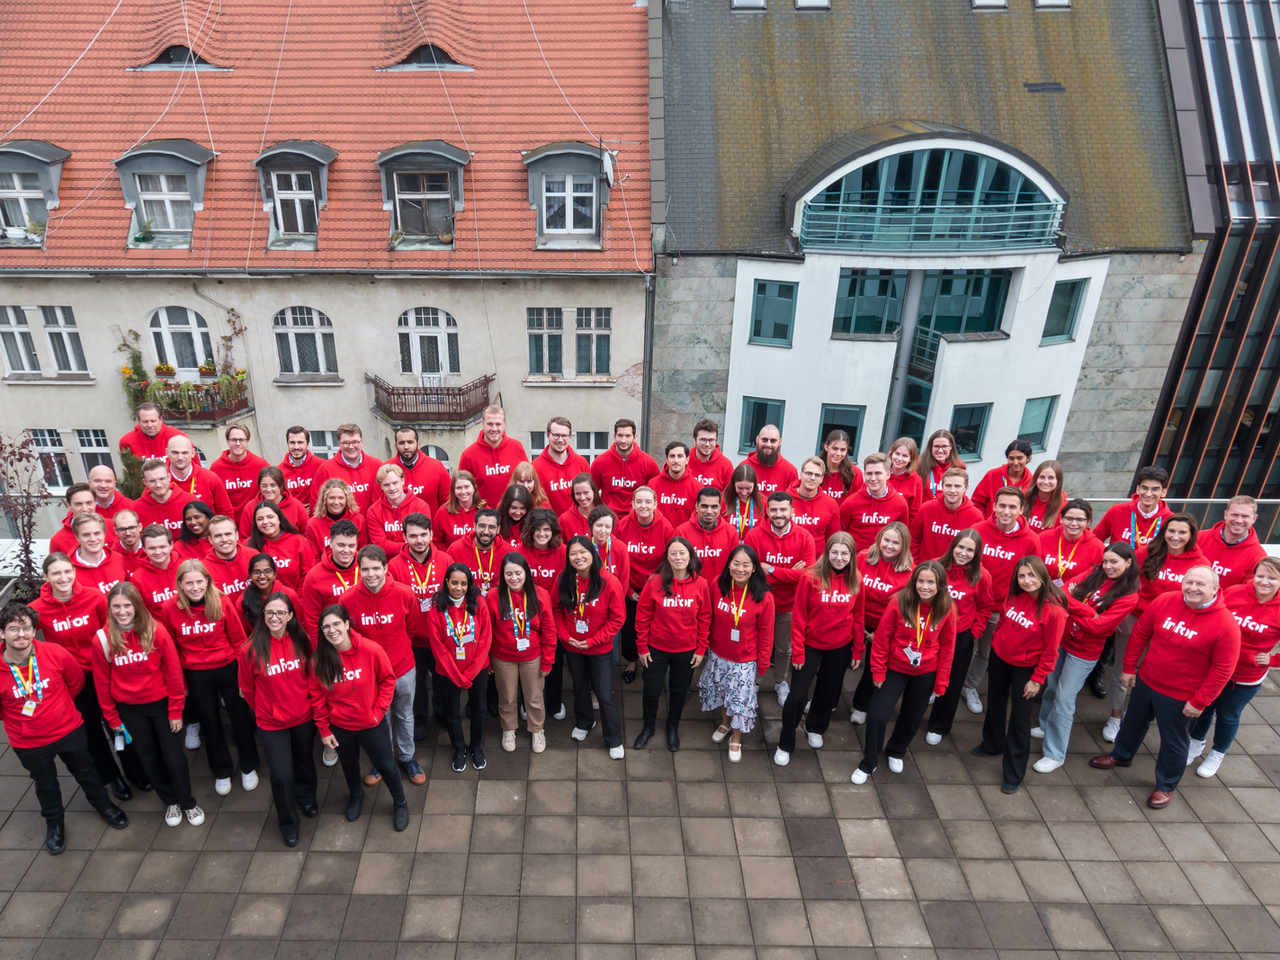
[850,768,869,784]
[241,769,259,791]
[502,730,516,753]
[1197,749,1226,778]
[1102,716,1121,742]
[184,724,201,750]
[850,709,867,725]
[805,729,823,749]
[322,746,338,767]
[887,757,904,774]
[164,804,182,827]
[609,745,625,760]
[214,778,231,796]
[1033,755,1064,773]
[1186,737,1206,766]
[773,747,790,767]
[571,727,589,742]
[1031,726,1045,740]
[775,680,790,707]
[185,806,205,826]
[925,732,942,746]
[553,705,567,721]
[531,731,546,754]
[962,687,983,714]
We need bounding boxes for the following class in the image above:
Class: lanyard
[729,584,748,627]
[333,562,355,591]
[173,470,198,494]
[407,554,434,595]
[445,608,472,646]
[735,500,754,539]
[912,605,932,650]
[509,588,528,638]
[474,543,495,581]
[1130,511,1162,547]
[8,655,41,701]
[576,579,589,619]
[1056,533,1082,575]
[593,536,612,570]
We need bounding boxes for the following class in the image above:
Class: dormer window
[377,141,470,250]
[131,45,229,71]
[0,140,71,246]
[115,139,215,249]
[255,141,337,251]
[379,44,472,72]
[522,142,610,250]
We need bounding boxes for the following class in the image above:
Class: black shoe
[282,824,299,847]
[1089,671,1108,699]
[633,727,654,750]
[110,777,132,802]
[1001,781,1019,794]
[666,726,680,752]
[451,748,467,773]
[99,805,129,830]
[45,822,65,856]
[393,803,409,832]
[345,792,364,822]
[413,721,427,742]
[971,744,1000,757]
[470,746,487,771]
[622,669,636,685]
[487,701,499,718]
[299,802,319,819]
[129,778,153,792]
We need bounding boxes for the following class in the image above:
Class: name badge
[419,597,431,612]
[516,637,530,652]
[575,620,589,634]
[902,645,922,668]
[1051,578,1064,588]
[730,628,741,642]
[21,700,36,717]
[461,632,474,645]
[480,584,490,596]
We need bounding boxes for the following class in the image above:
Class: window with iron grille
[273,306,338,375]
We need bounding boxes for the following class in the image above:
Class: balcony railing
[366,373,494,424]
[123,374,253,426]
[799,199,1064,252]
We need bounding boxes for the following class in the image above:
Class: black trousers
[333,717,405,805]
[1112,676,1194,792]
[434,673,487,751]
[566,650,623,747]
[413,645,434,723]
[779,642,853,753]
[927,629,976,737]
[641,647,695,730]
[72,672,136,785]
[542,644,566,715]
[850,635,876,712]
[860,669,936,774]
[14,726,112,825]
[117,698,196,809]
[979,652,1035,786]
[259,722,318,829]
[621,596,639,663]
[185,662,260,779]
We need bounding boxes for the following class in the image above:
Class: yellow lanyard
[730,584,748,627]
[407,555,434,594]
[1056,534,1081,576]
[474,543,495,581]
[576,579,589,619]
[445,609,472,645]
[913,605,932,650]
[509,588,528,638]
[333,563,354,591]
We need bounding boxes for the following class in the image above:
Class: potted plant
[154,362,176,379]
[24,217,45,242]
[134,218,155,243]
[388,230,404,250]
[199,362,217,378]
[437,230,454,245]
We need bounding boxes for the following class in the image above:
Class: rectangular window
[394,171,452,237]
[40,306,88,373]
[543,174,596,234]
[918,269,1011,335]
[75,429,113,474]
[274,306,337,375]
[815,404,865,458]
[527,307,563,375]
[972,0,1008,7]
[833,269,907,335]
[311,430,339,460]
[135,174,194,232]
[750,280,797,346]
[1019,395,1058,450]
[739,396,785,455]
[271,171,318,234]
[951,404,992,459]
[530,431,546,453]
[795,0,829,7]
[731,0,766,7]
[576,431,611,461]
[0,171,48,231]
[0,305,39,373]
[1041,278,1086,343]
[575,307,611,376]
[29,428,72,490]
[1034,0,1070,6]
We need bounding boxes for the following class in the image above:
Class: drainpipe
[879,269,925,449]
[641,272,655,452]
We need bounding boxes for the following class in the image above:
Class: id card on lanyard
[510,589,530,652]
[575,583,590,634]
[9,655,41,716]
[728,585,747,642]
[409,557,435,612]
[446,609,473,660]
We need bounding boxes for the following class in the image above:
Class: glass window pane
[137,175,162,193]
[1,331,24,371]
[740,397,784,453]
[200,332,214,364]
[447,332,460,373]
[68,332,87,371]
[399,198,427,234]
[572,181,594,231]
[950,404,990,457]
[1,198,23,228]
[817,404,864,457]
[152,330,168,365]
[25,196,47,226]
[166,306,189,326]
[1018,395,1057,449]
[48,333,70,371]
[576,334,592,375]
[423,336,441,373]
[18,173,40,190]
[295,333,320,373]
[280,201,300,233]
[751,280,796,344]
[140,198,168,228]
[547,308,563,329]
[548,334,562,373]
[301,199,317,233]
[595,334,610,375]
[399,332,413,373]
[322,332,338,373]
[171,331,198,368]
[275,332,294,373]
[20,332,39,370]
[529,334,544,374]
[1042,279,1085,341]
[545,194,566,231]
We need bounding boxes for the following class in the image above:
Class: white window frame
[393,170,454,237]
[795,0,829,7]
[271,170,319,235]
[273,306,338,376]
[574,307,612,377]
[542,173,597,235]
[75,429,113,474]
[0,305,40,373]
[0,171,47,234]
[972,0,1007,7]
[731,0,767,7]
[311,429,339,459]
[576,430,610,462]
[1033,0,1070,7]
[397,307,461,383]
[40,306,88,373]
[29,428,72,492]
[527,307,564,377]
[135,173,194,232]
[149,307,214,372]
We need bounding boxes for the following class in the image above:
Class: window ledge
[831,332,898,343]
[267,235,318,252]
[127,234,191,250]
[940,330,1010,344]
[522,377,616,388]
[273,374,345,387]
[3,373,95,385]
[748,337,794,349]
[537,236,602,251]
[391,237,455,252]
[1038,335,1076,346]
[0,235,44,249]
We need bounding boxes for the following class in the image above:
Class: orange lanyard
[1056,534,1081,575]
[912,605,932,650]
[509,588,528,638]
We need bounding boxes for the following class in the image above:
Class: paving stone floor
[1,671,1280,960]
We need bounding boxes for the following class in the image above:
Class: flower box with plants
[199,363,217,378]
[154,363,176,378]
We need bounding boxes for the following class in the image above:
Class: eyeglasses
[264,611,288,620]
[227,437,249,445]
[116,524,141,534]
[1061,516,1087,525]
[800,471,824,480]
[5,626,35,636]
[320,623,345,634]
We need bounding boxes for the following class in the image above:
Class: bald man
[86,466,134,523]
[166,436,233,516]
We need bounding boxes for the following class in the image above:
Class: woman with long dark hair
[433,471,483,550]
[917,430,966,501]
[886,438,924,519]
[425,564,493,772]
[497,485,534,549]
[240,553,301,633]
[486,553,556,754]
[239,466,310,537]
[173,500,214,564]
[238,593,318,845]
[849,523,915,724]
[247,501,316,589]
[722,463,765,543]
[519,508,568,718]
[818,430,862,504]
[558,473,603,542]
[926,529,995,743]
[1023,461,1066,533]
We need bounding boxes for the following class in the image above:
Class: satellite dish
[602,151,615,186]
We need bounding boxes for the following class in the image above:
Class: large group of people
[4,403,1273,856]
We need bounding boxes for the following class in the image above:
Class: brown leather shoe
[363,770,383,787]
[1148,789,1173,809]
[1089,754,1132,769]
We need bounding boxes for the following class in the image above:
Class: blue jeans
[1189,680,1261,753]
[1112,676,1193,792]
[1039,649,1096,762]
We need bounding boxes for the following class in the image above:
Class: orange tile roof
[0,0,652,274]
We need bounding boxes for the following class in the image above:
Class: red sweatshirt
[1222,583,1280,684]
[133,488,194,538]
[857,551,914,630]
[744,523,816,613]
[870,601,956,693]
[945,565,996,636]
[675,517,738,585]
[1039,528,1104,585]
[115,542,147,575]
[279,452,323,511]
[299,554,361,637]
[49,512,119,558]
[238,494,310,539]
[308,631,395,736]
[787,484,841,548]
[689,445,734,493]
[744,453,798,496]
[708,583,774,672]
[455,534,504,597]
[364,493,432,559]
[970,466,1034,517]
[911,496,984,561]
[1024,494,1064,533]
[396,454,452,516]
[820,466,864,505]
[210,450,271,515]
[1094,496,1174,549]
[651,467,700,528]
[424,601,493,687]
[921,463,964,501]
[722,499,765,543]
[1135,546,1210,615]
[591,536,631,589]
[129,562,179,616]
[485,585,558,669]
[92,624,186,727]
[790,573,865,663]
[71,549,128,596]
[257,532,316,590]
[31,582,109,671]
[306,510,368,557]
[169,464,233,518]
[0,640,85,748]
[616,513,676,594]
[1125,591,1241,709]
[203,548,253,605]
[1201,522,1268,590]
[1062,573,1140,661]
[635,574,713,655]
[534,447,591,516]
[590,445,660,517]
[339,580,419,677]
[553,570,626,655]
[171,537,210,567]
[433,505,475,550]
[840,488,911,551]
[973,519,1040,603]
[312,454,385,514]
[557,507,590,543]
[518,543,567,595]
[118,423,185,460]
[388,547,454,634]
[887,471,924,520]
[160,598,246,670]
[991,592,1067,683]
[458,433,529,510]
[238,634,312,730]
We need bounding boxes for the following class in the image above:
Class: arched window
[149,306,213,370]
[273,306,337,375]
[397,307,460,383]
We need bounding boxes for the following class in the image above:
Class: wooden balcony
[366,373,494,424]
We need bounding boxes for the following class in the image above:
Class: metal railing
[799,198,1064,251]
[365,372,494,424]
